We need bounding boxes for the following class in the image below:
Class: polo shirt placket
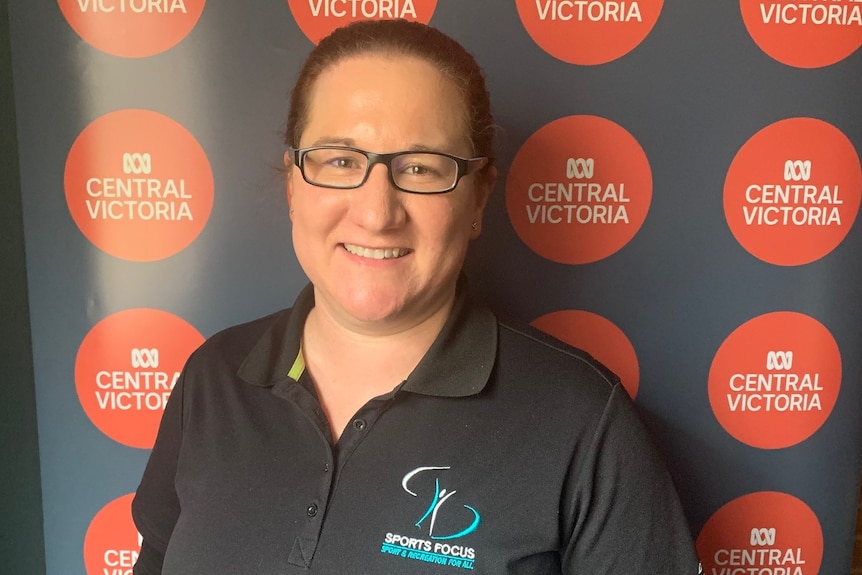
[272,368,397,569]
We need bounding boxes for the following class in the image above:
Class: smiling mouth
[343,243,412,260]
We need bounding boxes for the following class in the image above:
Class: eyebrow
[307,138,452,154]
[310,136,357,147]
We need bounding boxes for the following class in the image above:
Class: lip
[341,243,413,260]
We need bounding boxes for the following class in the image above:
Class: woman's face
[287,54,492,334]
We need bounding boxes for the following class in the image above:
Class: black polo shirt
[132,283,699,574]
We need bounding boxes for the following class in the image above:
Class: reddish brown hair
[284,19,496,177]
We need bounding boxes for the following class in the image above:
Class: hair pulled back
[285,19,495,175]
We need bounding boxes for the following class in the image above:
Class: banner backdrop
[7,1,862,573]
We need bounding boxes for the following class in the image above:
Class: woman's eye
[403,163,440,177]
[329,157,359,169]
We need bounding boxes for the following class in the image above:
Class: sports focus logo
[516,0,663,65]
[75,308,204,448]
[740,0,862,68]
[65,109,214,262]
[724,117,862,266]
[57,0,206,58]
[83,494,142,575]
[697,492,823,575]
[287,0,437,45]
[506,115,652,264]
[380,466,479,571]
[708,311,841,449]
[531,310,640,398]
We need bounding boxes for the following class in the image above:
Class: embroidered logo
[380,466,479,570]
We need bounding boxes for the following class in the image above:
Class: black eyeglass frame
[286,146,489,195]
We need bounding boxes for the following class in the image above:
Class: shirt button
[323,463,330,473]
[306,503,318,517]
[353,419,366,431]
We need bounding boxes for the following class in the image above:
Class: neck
[303,293,453,383]
[300,288,456,440]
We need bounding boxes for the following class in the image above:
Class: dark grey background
[1,0,47,571]
[6,1,862,573]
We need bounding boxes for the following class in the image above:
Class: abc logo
[750,527,776,547]
[783,160,811,182]
[130,348,159,369]
[566,158,594,179]
[122,152,152,175]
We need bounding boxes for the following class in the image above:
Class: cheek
[288,183,317,245]
[290,178,325,214]
[290,184,348,244]
[426,201,474,255]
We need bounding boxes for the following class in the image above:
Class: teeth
[344,243,410,260]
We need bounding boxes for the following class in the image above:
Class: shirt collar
[237,277,498,398]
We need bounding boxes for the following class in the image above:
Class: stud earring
[471,222,478,231]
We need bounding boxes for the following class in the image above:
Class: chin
[342,305,408,328]
[338,289,408,324]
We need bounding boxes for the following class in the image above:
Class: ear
[284,151,295,219]
[470,166,496,239]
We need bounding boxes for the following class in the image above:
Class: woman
[133,19,699,574]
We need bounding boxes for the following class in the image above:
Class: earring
[471,222,478,231]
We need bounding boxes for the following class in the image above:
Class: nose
[349,162,407,230]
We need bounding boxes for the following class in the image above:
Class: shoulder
[180,308,295,387]
[494,313,619,397]
[469,311,630,447]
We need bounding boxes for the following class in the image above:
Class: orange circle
[64,109,215,262]
[532,310,639,398]
[515,0,663,65]
[57,0,206,58]
[506,115,652,264]
[697,492,823,575]
[83,494,141,575]
[708,311,841,450]
[740,0,862,68]
[75,308,204,449]
[724,118,862,266]
[286,0,437,45]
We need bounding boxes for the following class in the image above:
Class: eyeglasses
[286,146,488,194]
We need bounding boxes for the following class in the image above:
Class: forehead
[302,53,470,150]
